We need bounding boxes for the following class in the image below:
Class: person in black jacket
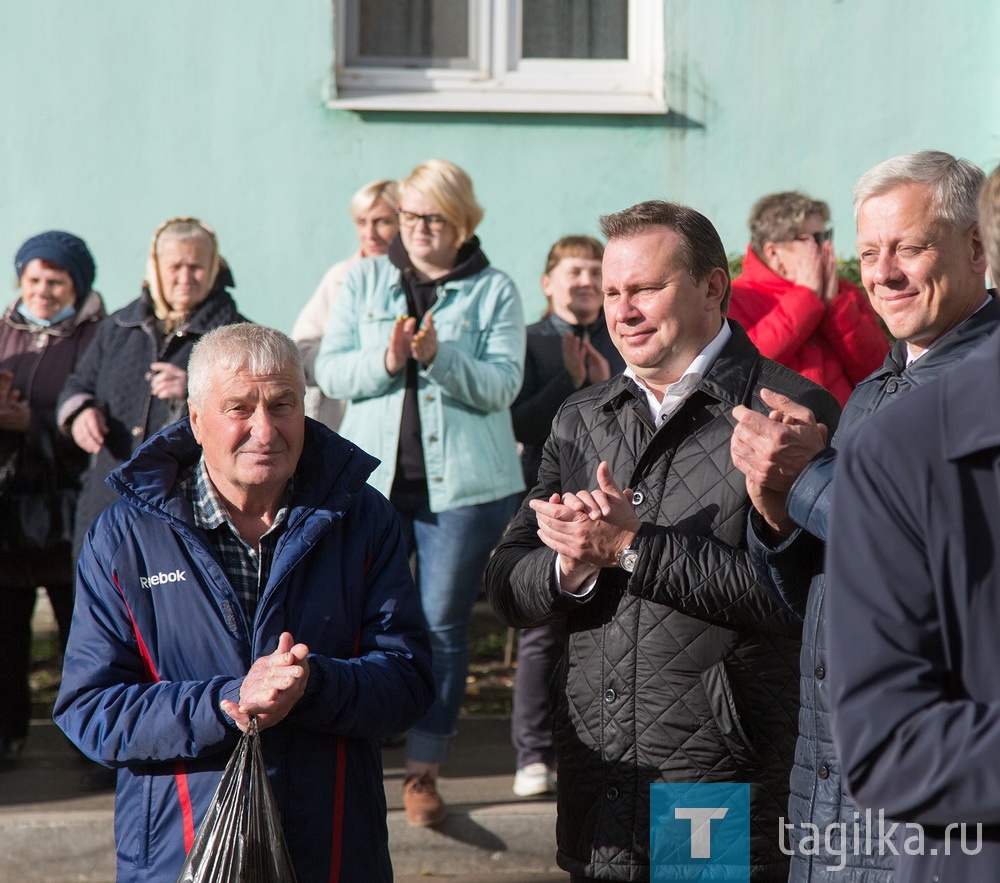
[58,217,248,564]
[730,151,997,882]
[508,235,625,798]
[56,217,247,791]
[486,200,840,882]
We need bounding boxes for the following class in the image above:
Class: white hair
[187,323,305,408]
[853,150,985,231]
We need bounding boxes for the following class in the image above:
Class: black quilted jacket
[57,280,246,559]
[486,321,841,882]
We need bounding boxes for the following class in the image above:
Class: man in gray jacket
[730,152,998,881]
[487,200,839,882]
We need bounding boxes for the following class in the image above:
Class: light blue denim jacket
[314,254,526,512]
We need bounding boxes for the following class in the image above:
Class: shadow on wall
[348,110,705,131]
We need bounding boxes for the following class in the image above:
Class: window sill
[327,89,667,115]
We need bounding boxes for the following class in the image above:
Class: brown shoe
[402,772,446,827]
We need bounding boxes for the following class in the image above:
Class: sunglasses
[796,228,834,246]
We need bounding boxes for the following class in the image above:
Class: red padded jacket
[728,247,889,405]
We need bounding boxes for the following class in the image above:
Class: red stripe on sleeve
[112,573,196,853]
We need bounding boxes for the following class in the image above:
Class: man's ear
[704,267,729,310]
[969,222,988,274]
[189,400,203,444]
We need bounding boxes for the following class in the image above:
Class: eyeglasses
[796,228,834,246]
[396,209,449,232]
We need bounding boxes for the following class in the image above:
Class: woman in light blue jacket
[315,159,525,828]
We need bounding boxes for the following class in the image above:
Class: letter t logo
[674,807,729,858]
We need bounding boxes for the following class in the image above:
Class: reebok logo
[139,569,187,588]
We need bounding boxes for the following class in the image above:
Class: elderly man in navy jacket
[54,323,434,883]
[730,149,999,882]
[823,163,1000,882]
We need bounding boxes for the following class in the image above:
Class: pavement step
[0,718,560,882]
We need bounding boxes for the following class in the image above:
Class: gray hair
[187,323,305,408]
[748,192,830,258]
[154,218,216,257]
[853,150,985,231]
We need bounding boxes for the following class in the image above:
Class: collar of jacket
[942,323,1000,459]
[544,311,608,339]
[105,416,380,527]
[871,291,1000,380]
[2,288,106,337]
[594,319,760,413]
[115,281,238,333]
[734,245,788,290]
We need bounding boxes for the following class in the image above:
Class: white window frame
[329,0,666,114]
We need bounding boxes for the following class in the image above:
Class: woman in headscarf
[58,218,248,564]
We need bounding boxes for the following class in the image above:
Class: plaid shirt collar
[183,457,295,623]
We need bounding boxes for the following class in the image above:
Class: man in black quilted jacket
[486,200,840,882]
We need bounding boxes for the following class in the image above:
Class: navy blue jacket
[53,418,434,883]
[828,326,1000,883]
[750,295,1000,882]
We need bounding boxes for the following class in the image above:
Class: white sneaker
[513,762,556,797]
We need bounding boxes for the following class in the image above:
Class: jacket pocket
[357,309,398,349]
[432,313,486,358]
[701,660,760,768]
[115,770,153,869]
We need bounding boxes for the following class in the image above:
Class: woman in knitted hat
[0,230,105,768]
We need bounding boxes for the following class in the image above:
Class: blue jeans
[393,490,520,765]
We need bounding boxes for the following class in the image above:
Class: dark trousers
[511,617,567,768]
[0,583,73,740]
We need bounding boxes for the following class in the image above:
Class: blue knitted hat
[15,230,96,301]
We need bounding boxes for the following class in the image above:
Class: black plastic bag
[176,717,298,882]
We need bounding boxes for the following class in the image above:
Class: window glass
[348,0,472,67]
[521,0,628,59]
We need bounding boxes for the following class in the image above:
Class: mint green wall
[2,1,999,329]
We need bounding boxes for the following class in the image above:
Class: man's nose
[871,251,901,285]
[612,295,639,322]
[250,409,277,442]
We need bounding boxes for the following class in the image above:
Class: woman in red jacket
[728,191,888,405]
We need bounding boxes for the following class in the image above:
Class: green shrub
[727,252,863,288]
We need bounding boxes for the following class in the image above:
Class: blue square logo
[650,782,750,881]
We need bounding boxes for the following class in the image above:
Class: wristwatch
[617,544,639,573]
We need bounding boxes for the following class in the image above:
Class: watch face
[619,548,638,572]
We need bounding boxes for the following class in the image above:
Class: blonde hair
[349,179,399,221]
[399,159,483,243]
